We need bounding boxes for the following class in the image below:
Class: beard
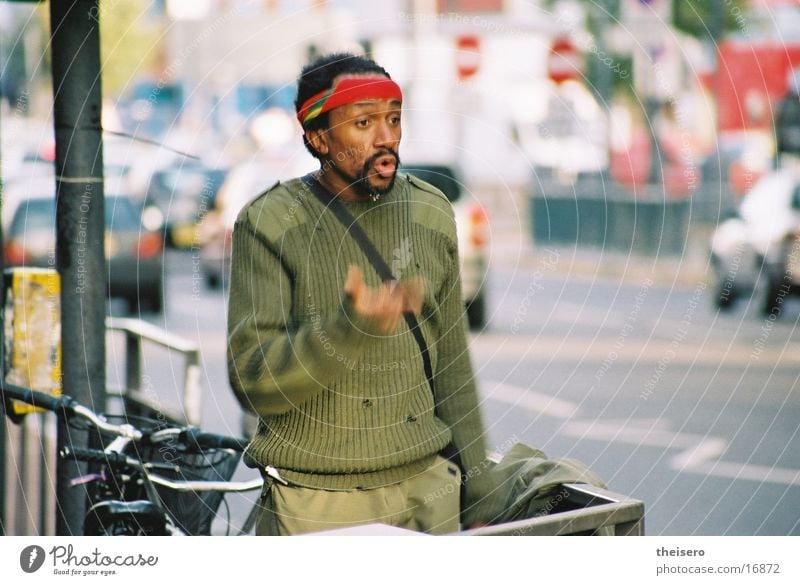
[330,148,401,200]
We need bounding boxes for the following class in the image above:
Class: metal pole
[0,62,5,536]
[49,0,106,536]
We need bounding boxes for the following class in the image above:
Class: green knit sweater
[227,173,499,525]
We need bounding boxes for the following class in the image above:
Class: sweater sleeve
[227,213,382,417]
[432,239,505,526]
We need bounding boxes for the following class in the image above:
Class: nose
[374,119,400,149]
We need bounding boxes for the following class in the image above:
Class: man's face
[309,74,402,199]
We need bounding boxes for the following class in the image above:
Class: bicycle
[1,383,263,536]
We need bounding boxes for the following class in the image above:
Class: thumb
[344,265,363,298]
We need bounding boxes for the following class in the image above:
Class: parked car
[198,159,281,289]
[710,166,800,315]
[198,152,314,289]
[145,162,228,249]
[402,163,490,331]
[4,180,165,314]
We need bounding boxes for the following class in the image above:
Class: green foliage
[97,0,164,97]
[672,0,749,39]
[545,0,749,40]
[587,51,635,100]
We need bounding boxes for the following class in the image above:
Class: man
[227,52,499,535]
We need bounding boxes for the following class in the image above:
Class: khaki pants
[256,456,461,536]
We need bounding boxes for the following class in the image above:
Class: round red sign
[548,36,583,84]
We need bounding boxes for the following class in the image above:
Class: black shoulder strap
[302,174,435,394]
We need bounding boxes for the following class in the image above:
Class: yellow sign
[4,268,62,416]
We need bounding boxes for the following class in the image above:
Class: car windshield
[106,197,142,231]
[9,199,54,234]
[152,167,226,202]
[10,196,142,235]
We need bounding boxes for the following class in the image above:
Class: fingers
[344,265,427,334]
[379,284,404,332]
[400,277,425,314]
[344,265,363,299]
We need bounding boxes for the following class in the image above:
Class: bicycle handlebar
[3,382,247,454]
[62,446,130,467]
[2,382,144,441]
[1,382,72,414]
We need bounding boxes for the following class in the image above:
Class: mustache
[363,148,400,170]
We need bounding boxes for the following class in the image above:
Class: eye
[389,115,401,126]
[355,118,370,128]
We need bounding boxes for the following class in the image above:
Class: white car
[198,153,311,289]
[710,165,800,315]
[402,163,490,331]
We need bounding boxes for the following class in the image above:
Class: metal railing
[2,412,58,536]
[105,317,202,426]
[459,483,645,536]
[2,318,202,535]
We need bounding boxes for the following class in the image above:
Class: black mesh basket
[92,415,243,536]
[150,445,242,536]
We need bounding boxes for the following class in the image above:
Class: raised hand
[344,265,425,334]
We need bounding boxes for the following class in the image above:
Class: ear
[306,128,329,156]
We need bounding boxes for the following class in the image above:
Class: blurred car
[710,167,800,315]
[402,163,490,331]
[4,180,165,314]
[198,159,282,289]
[198,152,314,289]
[145,162,228,248]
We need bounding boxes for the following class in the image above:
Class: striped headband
[297,76,403,127]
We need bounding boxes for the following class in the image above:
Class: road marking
[670,438,728,470]
[561,420,709,451]
[689,460,800,487]
[552,302,627,329]
[561,419,800,486]
[483,382,579,420]
[483,393,790,484]
[592,417,674,431]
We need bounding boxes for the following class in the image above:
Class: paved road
[477,253,800,536]
[127,247,800,535]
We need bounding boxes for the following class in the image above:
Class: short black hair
[295,52,391,158]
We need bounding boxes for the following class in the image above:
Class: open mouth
[373,154,397,179]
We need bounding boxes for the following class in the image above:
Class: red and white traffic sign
[548,36,584,84]
[455,35,481,80]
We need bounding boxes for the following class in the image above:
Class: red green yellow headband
[297,76,403,127]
